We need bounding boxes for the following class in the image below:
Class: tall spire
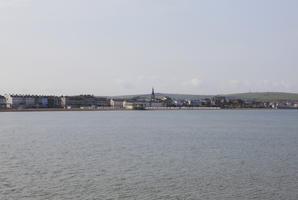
[151,87,155,100]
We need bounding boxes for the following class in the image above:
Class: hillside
[111,93,211,100]
[225,92,298,102]
[111,92,298,102]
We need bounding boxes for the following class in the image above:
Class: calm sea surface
[0,110,297,200]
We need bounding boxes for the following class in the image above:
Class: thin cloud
[182,78,203,87]
[229,80,240,87]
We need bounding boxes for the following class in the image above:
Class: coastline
[0,107,292,112]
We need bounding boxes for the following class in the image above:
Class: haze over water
[0,110,297,199]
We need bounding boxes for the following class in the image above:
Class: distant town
[0,88,298,111]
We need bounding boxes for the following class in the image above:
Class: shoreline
[0,107,295,112]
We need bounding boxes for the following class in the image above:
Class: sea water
[0,110,297,199]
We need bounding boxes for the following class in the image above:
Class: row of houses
[0,95,110,109]
[62,95,110,109]
[0,95,63,109]
[1,94,297,110]
[0,94,166,110]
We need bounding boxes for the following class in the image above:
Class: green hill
[111,92,298,102]
[111,93,211,100]
[224,92,298,102]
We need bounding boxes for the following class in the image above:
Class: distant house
[276,102,298,109]
[230,99,244,108]
[61,95,97,108]
[5,95,21,109]
[150,101,164,107]
[95,97,110,107]
[110,99,124,108]
[201,98,212,107]
[213,96,229,106]
[0,95,6,109]
[173,100,183,107]
[123,99,150,109]
[5,95,36,109]
[48,96,63,108]
[187,99,201,107]
[4,95,52,109]
[34,96,49,108]
[160,96,174,107]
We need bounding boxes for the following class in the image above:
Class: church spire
[151,87,155,100]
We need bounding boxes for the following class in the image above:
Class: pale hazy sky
[0,0,297,95]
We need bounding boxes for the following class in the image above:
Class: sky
[0,0,297,96]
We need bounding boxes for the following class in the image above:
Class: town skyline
[1,90,298,97]
[1,90,298,111]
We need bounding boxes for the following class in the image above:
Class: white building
[123,100,150,109]
[4,95,46,109]
[5,95,25,109]
[110,99,124,108]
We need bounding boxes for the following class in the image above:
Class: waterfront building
[48,96,63,108]
[173,100,183,107]
[160,96,175,107]
[34,96,49,108]
[213,96,229,106]
[150,102,164,107]
[4,95,52,109]
[2,94,107,109]
[123,100,149,110]
[0,95,6,109]
[187,99,202,107]
[200,98,212,107]
[5,95,21,109]
[95,97,110,107]
[5,95,36,109]
[61,95,98,109]
[123,99,150,109]
[110,99,124,108]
